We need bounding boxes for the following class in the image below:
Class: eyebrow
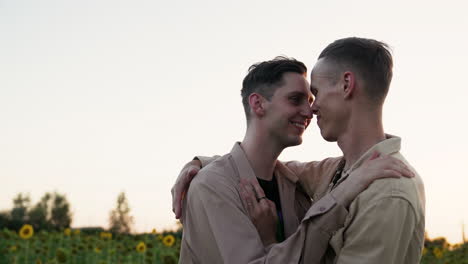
[288,91,309,97]
[288,91,314,103]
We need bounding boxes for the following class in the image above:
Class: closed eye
[289,96,301,105]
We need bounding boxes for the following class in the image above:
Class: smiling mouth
[290,121,307,130]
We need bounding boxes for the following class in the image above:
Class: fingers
[369,151,381,160]
[239,179,258,217]
[367,155,414,177]
[380,169,403,179]
[266,200,277,220]
[382,158,414,178]
[172,183,181,218]
[172,166,200,219]
[395,160,414,178]
[249,179,266,201]
[369,157,414,180]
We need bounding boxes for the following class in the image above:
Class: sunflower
[162,235,175,247]
[73,229,81,236]
[433,247,443,259]
[100,232,112,240]
[94,246,102,254]
[151,228,157,235]
[19,224,34,239]
[136,241,146,253]
[64,228,71,236]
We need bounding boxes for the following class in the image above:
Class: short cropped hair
[318,37,393,103]
[241,56,307,122]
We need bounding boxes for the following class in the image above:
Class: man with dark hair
[176,55,414,263]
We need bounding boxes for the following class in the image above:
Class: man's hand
[239,178,278,246]
[333,152,415,207]
[171,159,202,219]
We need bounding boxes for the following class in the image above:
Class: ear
[343,71,356,99]
[248,93,266,118]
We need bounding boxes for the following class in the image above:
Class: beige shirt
[286,135,426,264]
[179,143,348,264]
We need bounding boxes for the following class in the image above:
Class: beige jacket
[179,143,348,264]
[286,136,426,264]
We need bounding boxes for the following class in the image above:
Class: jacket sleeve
[284,158,342,198]
[335,197,417,264]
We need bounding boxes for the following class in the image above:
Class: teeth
[290,122,306,129]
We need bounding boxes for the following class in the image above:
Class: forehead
[275,72,311,94]
[310,59,338,88]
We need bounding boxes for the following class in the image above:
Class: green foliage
[109,192,134,234]
[421,236,468,264]
[28,193,52,231]
[10,193,31,231]
[0,192,72,232]
[50,193,72,230]
[0,227,180,264]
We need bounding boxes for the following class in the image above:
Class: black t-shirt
[257,174,285,242]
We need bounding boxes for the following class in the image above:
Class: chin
[288,137,303,147]
[280,137,302,149]
[320,131,337,142]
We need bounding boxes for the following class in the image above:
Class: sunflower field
[0,225,180,264]
[420,236,468,264]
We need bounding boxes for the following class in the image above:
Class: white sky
[1,0,467,243]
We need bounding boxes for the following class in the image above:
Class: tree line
[0,191,134,234]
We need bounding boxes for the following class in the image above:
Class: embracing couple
[171,37,425,264]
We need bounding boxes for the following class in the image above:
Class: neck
[337,107,386,170]
[241,126,283,181]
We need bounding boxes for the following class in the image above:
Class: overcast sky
[1,0,467,243]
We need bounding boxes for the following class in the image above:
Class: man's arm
[335,197,417,264]
[173,154,413,219]
[172,156,219,219]
[284,158,342,198]
[185,171,308,264]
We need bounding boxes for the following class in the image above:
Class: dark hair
[318,37,393,103]
[241,56,307,122]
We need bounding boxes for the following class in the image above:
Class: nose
[300,104,313,119]
[311,101,319,116]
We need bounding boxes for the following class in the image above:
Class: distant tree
[50,192,72,230]
[109,192,134,234]
[28,193,52,230]
[0,210,11,229]
[10,193,30,230]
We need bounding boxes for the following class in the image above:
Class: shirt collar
[229,142,299,183]
[338,134,402,184]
